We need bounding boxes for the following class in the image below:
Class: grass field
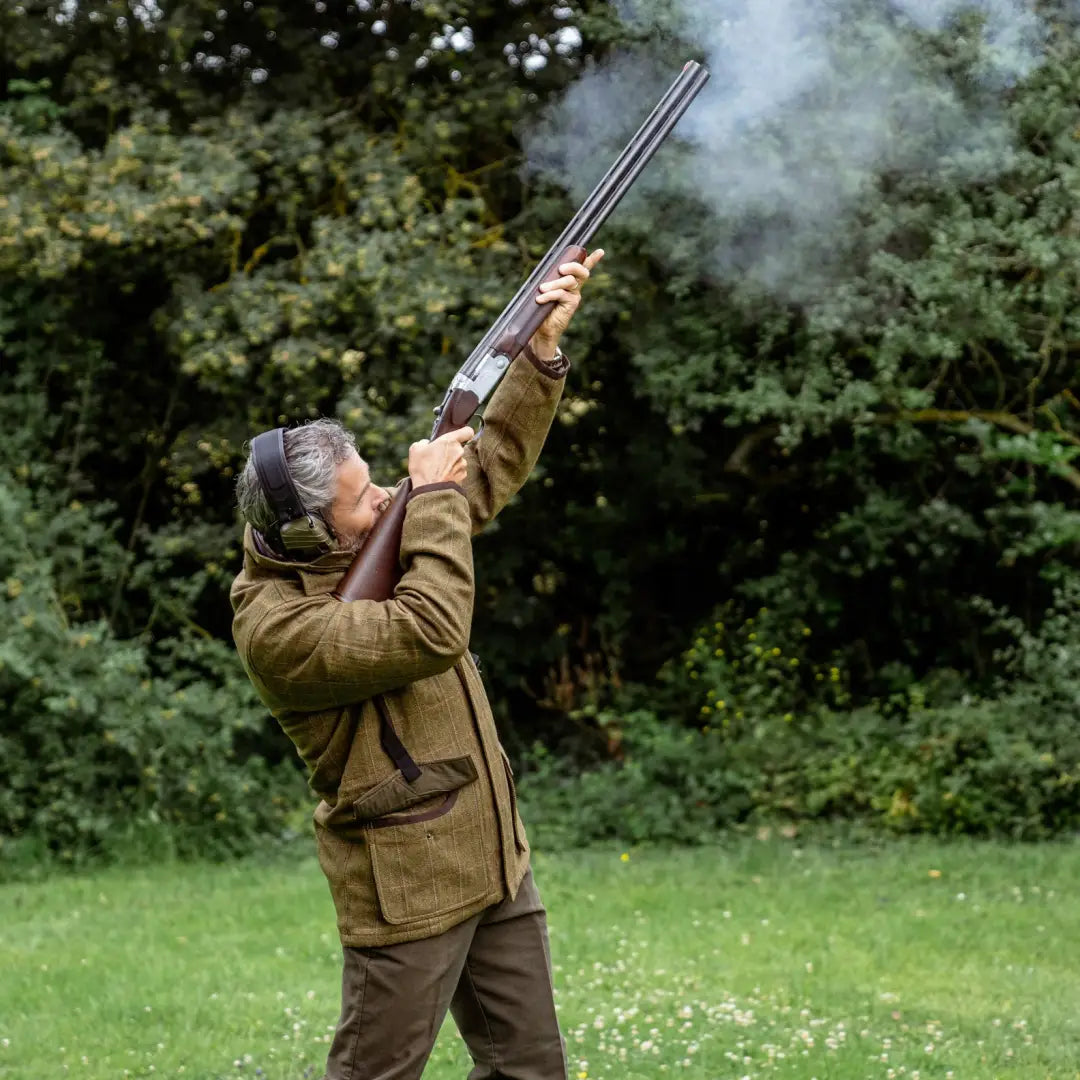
[1,838,1078,1079]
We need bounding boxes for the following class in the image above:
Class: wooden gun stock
[333,61,710,603]
[332,481,412,602]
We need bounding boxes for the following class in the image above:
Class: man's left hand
[530,248,606,361]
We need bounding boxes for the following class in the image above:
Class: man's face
[329,453,391,553]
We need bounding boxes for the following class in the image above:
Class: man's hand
[530,247,606,361]
[408,426,474,488]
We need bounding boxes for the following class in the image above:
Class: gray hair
[236,418,358,531]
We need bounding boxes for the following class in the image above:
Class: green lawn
[1,839,1078,1079]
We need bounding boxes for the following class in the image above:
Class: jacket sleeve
[237,487,474,712]
[462,350,567,535]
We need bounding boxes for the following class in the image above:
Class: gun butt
[332,482,412,602]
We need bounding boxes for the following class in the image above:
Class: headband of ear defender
[250,427,336,558]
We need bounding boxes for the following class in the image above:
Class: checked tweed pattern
[230,355,565,946]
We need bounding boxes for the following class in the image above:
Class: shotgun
[334,60,710,602]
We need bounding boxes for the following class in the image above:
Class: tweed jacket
[230,354,566,947]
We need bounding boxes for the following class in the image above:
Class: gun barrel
[559,60,710,248]
[461,61,710,373]
[336,62,710,603]
[574,61,710,242]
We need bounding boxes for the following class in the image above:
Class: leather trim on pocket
[315,756,479,841]
[367,790,459,830]
[352,755,477,824]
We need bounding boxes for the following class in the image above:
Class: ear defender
[250,428,337,559]
[278,512,336,556]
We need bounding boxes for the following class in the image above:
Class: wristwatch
[523,343,569,377]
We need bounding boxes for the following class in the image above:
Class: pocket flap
[351,755,478,823]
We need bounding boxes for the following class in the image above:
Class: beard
[332,496,390,555]
[334,527,370,554]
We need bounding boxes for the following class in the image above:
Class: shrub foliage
[3,2,1080,858]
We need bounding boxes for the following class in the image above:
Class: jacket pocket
[354,755,477,824]
[365,756,494,925]
[500,750,529,854]
[314,756,478,839]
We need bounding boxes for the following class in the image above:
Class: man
[230,249,604,1080]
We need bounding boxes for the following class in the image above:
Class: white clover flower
[450,29,473,52]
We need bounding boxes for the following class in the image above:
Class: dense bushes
[519,579,1080,845]
[519,698,1080,846]
[0,473,306,873]
[5,3,1080,864]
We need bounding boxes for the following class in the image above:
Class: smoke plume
[524,0,1053,298]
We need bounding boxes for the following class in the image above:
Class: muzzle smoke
[524,0,1053,298]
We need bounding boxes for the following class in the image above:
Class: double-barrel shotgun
[334,59,711,602]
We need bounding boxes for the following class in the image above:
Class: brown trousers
[323,869,567,1080]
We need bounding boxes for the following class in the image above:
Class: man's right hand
[408,426,474,488]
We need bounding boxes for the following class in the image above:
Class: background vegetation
[4,841,1079,1078]
[3,0,1080,867]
